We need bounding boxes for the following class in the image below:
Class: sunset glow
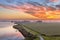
[0,8,39,20]
[18,3,60,20]
[0,0,60,20]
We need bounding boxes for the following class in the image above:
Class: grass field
[21,22,60,35]
[15,22,60,40]
[43,36,60,40]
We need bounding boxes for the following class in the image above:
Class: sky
[0,8,39,20]
[0,0,60,20]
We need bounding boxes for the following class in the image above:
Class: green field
[21,22,60,35]
[21,22,60,40]
[43,36,60,40]
[15,22,60,40]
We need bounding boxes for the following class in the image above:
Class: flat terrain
[15,22,60,40]
[20,22,60,35]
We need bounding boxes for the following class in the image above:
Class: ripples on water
[0,22,24,40]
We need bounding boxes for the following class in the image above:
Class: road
[40,36,44,40]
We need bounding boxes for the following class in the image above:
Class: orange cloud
[0,8,39,20]
[0,3,60,20]
[18,3,60,20]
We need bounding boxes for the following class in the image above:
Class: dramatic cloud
[0,0,60,20]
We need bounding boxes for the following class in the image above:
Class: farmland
[14,22,60,40]
[21,22,60,35]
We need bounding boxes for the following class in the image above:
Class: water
[0,22,24,40]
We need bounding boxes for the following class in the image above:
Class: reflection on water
[0,22,24,40]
